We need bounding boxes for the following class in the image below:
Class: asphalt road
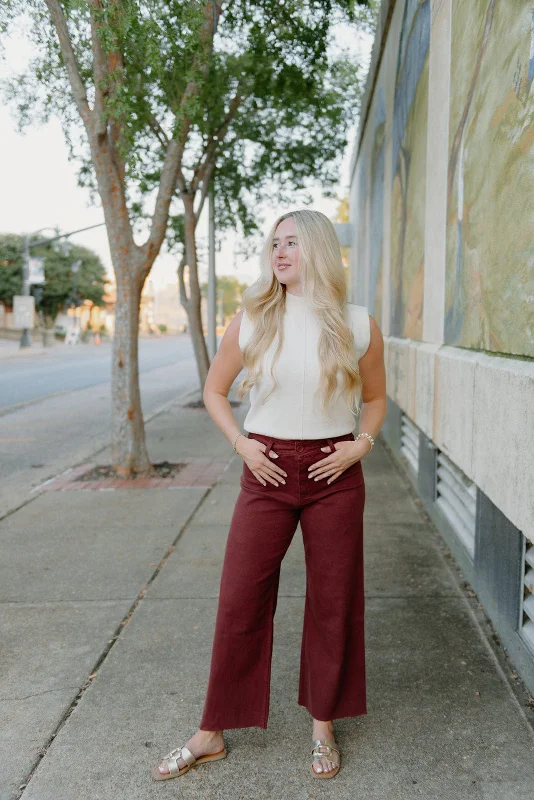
[0,335,208,518]
[0,335,194,411]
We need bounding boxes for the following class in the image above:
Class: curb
[0,347,51,362]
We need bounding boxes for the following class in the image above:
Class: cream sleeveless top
[238,292,371,439]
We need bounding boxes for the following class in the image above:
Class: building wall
[153,283,189,333]
[350,0,534,694]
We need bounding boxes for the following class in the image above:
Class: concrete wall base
[381,395,534,700]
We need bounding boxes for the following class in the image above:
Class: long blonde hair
[235,209,364,421]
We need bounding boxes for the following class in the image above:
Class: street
[0,336,203,518]
[0,335,193,411]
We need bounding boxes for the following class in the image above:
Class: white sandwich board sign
[13,296,35,329]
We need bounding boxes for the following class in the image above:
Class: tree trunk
[87,125,156,477]
[110,274,151,476]
[187,293,210,393]
[43,314,56,347]
[45,0,175,476]
[179,196,210,392]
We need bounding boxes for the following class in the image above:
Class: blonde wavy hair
[235,209,364,421]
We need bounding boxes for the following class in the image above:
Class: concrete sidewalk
[1,389,534,800]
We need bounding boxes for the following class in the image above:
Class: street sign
[29,256,45,284]
[13,296,35,329]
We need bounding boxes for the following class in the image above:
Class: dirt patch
[184,399,241,409]
[75,461,187,482]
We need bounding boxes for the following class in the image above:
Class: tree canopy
[1,0,375,253]
[0,0,378,472]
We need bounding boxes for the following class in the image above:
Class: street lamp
[18,221,106,348]
[20,227,58,348]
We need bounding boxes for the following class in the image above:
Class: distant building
[153,282,189,333]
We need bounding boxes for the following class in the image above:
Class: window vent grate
[435,451,476,558]
[400,413,419,475]
[520,540,534,655]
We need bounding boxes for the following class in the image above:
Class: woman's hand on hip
[237,438,288,487]
[308,439,370,484]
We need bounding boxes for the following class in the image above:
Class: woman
[152,209,386,781]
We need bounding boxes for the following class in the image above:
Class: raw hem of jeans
[297,700,368,720]
[200,718,268,730]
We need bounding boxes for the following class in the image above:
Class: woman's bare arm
[202,310,246,448]
[356,315,387,445]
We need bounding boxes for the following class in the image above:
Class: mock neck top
[238,293,371,440]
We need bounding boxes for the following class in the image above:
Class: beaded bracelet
[233,432,246,452]
[355,432,375,450]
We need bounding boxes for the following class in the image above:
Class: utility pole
[20,234,32,347]
[207,180,217,360]
[71,259,82,328]
[218,287,224,330]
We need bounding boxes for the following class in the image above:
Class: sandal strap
[179,746,197,766]
[165,744,197,774]
[312,739,340,758]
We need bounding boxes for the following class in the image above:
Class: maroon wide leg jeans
[199,431,367,730]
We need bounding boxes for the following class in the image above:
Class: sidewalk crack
[0,685,80,703]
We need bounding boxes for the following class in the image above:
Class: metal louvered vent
[519,539,534,655]
[435,451,476,558]
[400,413,419,475]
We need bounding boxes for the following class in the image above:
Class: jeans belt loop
[264,437,276,458]
[326,437,335,452]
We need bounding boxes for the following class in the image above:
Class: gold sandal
[311,739,341,779]
[151,743,227,781]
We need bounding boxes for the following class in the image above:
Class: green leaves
[0,1,374,247]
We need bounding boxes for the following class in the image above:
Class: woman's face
[271,216,301,289]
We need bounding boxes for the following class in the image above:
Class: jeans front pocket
[344,458,365,487]
[241,461,260,488]
[241,450,292,491]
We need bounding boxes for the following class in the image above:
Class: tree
[0,0,372,476]
[0,233,106,325]
[0,235,22,306]
[201,275,248,324]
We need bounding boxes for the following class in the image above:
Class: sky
[0,13,373,292]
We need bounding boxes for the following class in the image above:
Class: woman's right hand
[236,437,287,487]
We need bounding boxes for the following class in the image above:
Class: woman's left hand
[308,439,371,484]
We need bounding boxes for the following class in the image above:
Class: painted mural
[354,154,369,308]
[390,0,430,339]
[368,84,386,325]
[446,0,534,357]
[353,80,386,322]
